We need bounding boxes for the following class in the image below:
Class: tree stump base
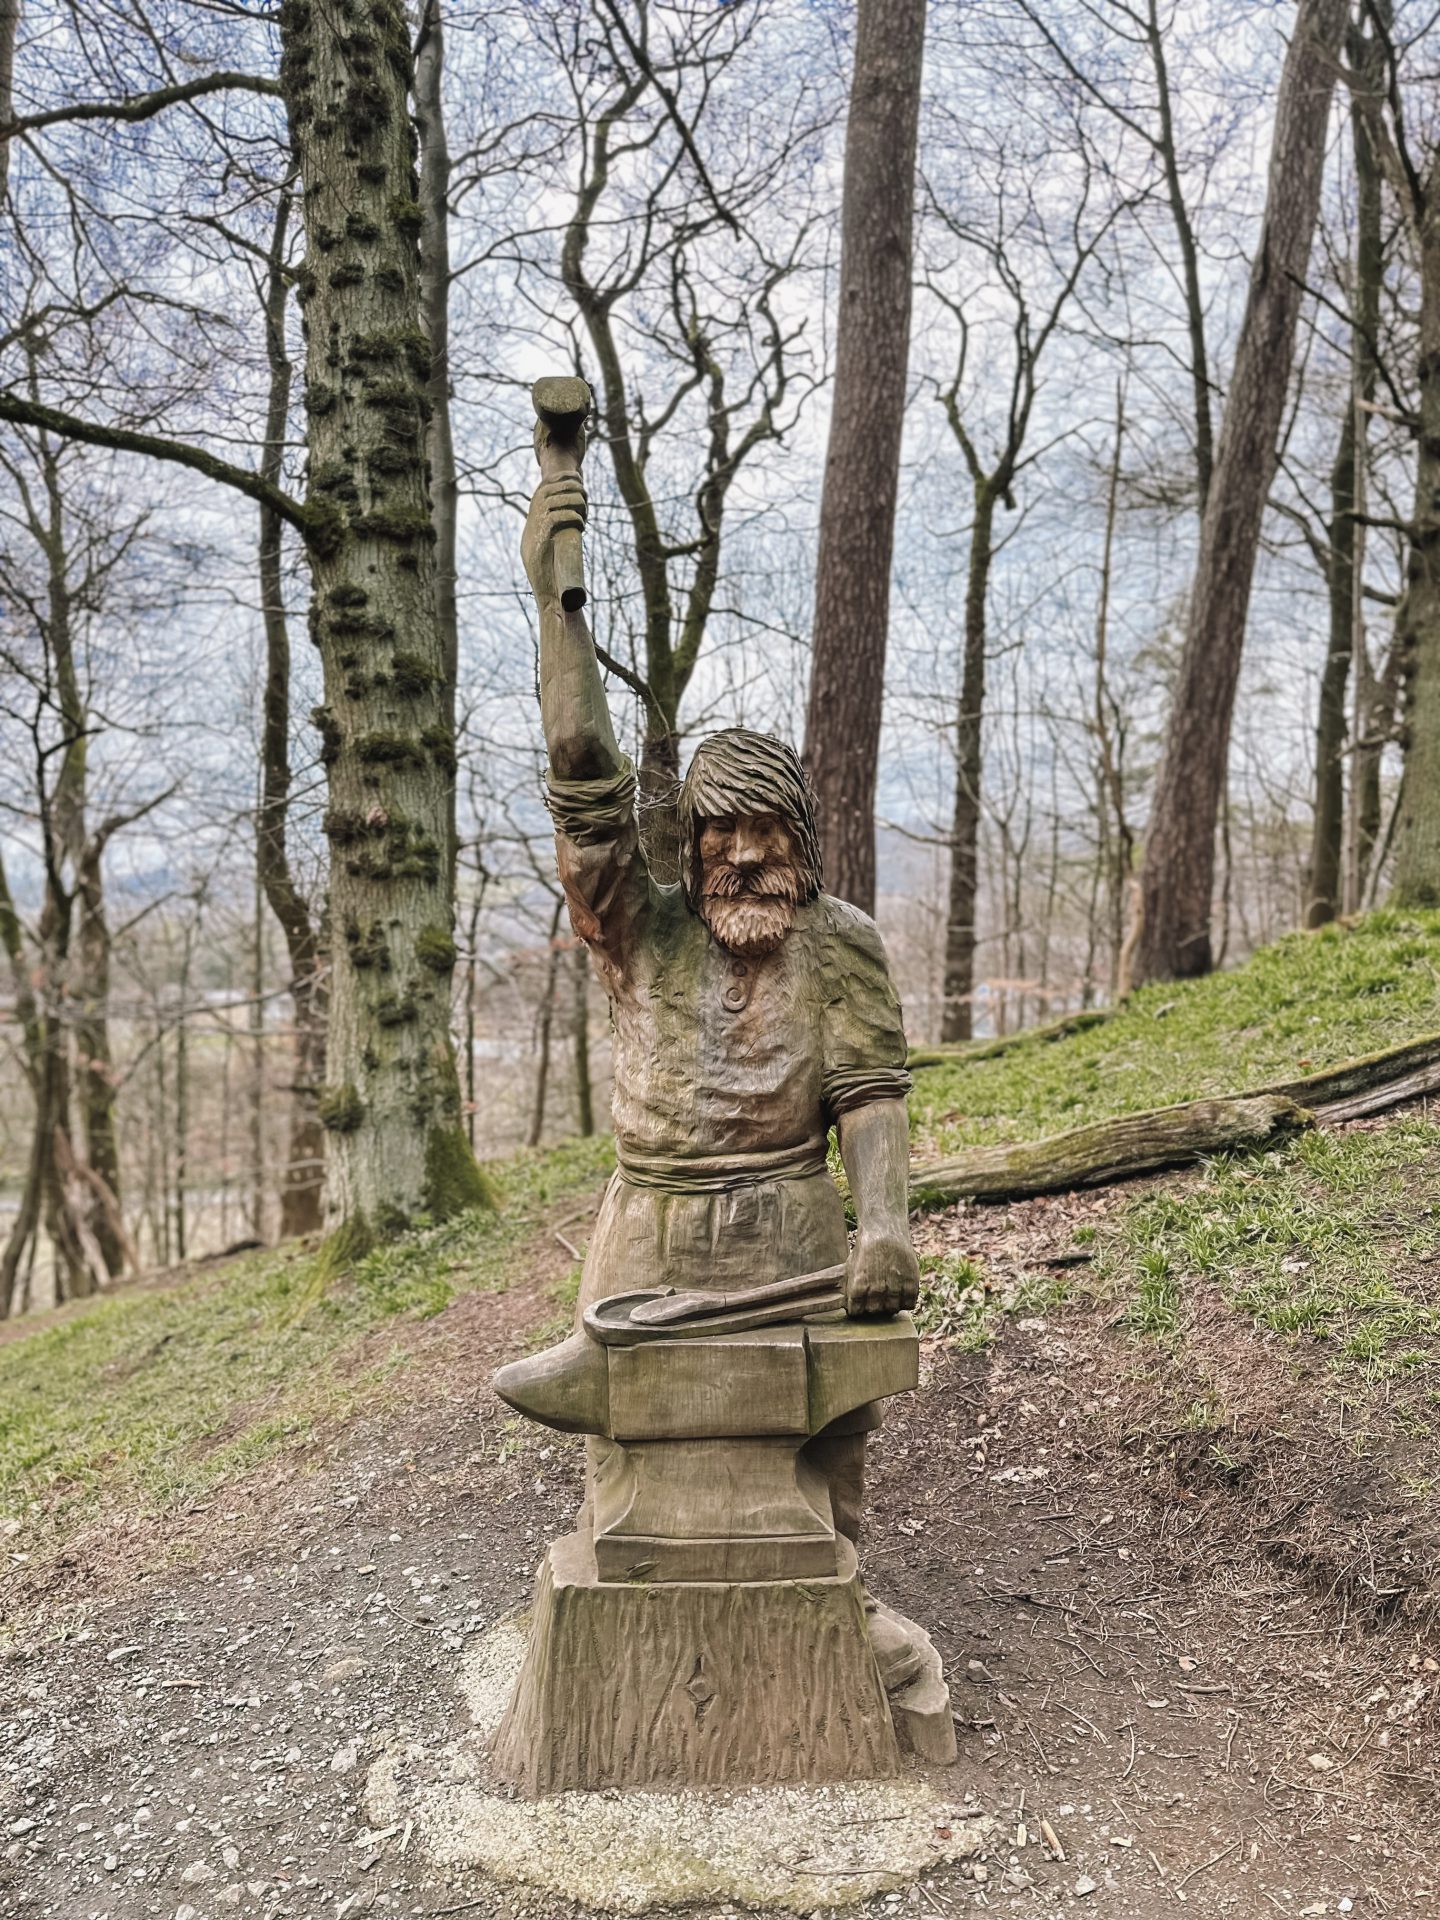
[490,1528,902,1796]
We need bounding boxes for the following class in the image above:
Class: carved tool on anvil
[531,374,591,612]
[628,1263,846,1326]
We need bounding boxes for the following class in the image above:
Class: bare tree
[254,184,326,1238]
[1132,0,1349,983]
[927,156,1120,1039]
[1355,1,1440,906]
[802,0,927,912]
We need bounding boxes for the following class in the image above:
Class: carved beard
[699,860,803,958]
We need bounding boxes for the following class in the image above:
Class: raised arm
[522,472,624,784]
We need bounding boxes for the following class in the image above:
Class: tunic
[548,759,912,1315]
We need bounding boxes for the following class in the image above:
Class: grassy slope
[0,1137,612,1556]
[909,910,1440,1155]
[6,911,1440,1587]
[911,914,1440,1487]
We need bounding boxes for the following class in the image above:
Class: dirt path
[2,1211,1434,1920]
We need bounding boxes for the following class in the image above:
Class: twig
[1175,1835,1241,1891]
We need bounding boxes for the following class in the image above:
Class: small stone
[181,1860,216,1885]
[331,1742,359,1775]
[222,1845,240,1869]
[324,1658,366,1685]
[1307,1752,1335,1772]
[1075,1876,1097,1896]
[217,1885,242,1908]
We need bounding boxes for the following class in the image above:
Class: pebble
[1075,1875,1097,1896]
[331,1742,359,1775]
[180,1860,215,1885]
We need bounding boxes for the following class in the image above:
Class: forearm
[837,1099,912,1242]
[538,598,624,784]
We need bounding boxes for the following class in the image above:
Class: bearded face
[697,813,803,958]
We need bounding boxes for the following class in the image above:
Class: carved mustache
[701,861,802,901]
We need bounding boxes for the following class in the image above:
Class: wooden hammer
[531,374,591,612]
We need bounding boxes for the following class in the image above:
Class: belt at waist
[614,1141,830,1194]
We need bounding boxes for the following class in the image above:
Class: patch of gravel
[367,1617,992,1913]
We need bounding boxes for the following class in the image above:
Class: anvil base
[490,1528,902,1796]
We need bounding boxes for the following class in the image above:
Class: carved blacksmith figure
[520,451,925,1695]
[488,378,952,1795]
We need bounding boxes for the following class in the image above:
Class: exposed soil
[3,1178,1437,1920]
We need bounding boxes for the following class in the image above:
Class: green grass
[0,1135,613,1549]
[910,911,1440,1155]
[915,1251,1076,1350]
[1097,1119,1440,1377]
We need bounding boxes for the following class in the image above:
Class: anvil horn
[493,1332,609,1436]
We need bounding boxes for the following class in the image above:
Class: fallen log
[1252,1030,1440,1114]
[906,1007,1111,1072]
[908,1095,1312,1207]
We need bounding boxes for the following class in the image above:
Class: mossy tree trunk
[278,0,486,1242]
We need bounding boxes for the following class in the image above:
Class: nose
[729,821,765,867]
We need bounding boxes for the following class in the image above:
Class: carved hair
[678,728,823,906]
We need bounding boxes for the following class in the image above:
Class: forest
[2,0,1439,1310]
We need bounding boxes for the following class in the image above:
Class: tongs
[627,1263,846,1328]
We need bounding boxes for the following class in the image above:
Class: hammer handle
[535,428,587,613]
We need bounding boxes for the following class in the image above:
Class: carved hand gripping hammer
[532,374,592,613]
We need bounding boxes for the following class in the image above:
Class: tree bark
[940,482,996,1041]
[1133,0,1348,983]
[0,0,18,201]
[255,183,327,1241]
[803,0,926,913]
[572,936,594,1137]
[909,1095,1310,1206]
[1389,195,1440,903]
[527,898,565,1149]
[1307,33,1384,928]
[414,0,459,877]
[278,0,486,1245]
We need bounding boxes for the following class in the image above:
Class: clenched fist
[844,1229,920,1318]
[521,474,587,605]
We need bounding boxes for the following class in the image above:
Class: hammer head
[532,374,591,435]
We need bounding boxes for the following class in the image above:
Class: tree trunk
[0,0,19,201]
[278,0,486,1245]
[909,1095,1310,1206]
[1144,0,1213,512]
[572,937,594,1137]
[527,898,566,1150]
[415,0,459,878]
[73,837,125,1274]
[256,183,327,1241]
[1389,214,1440,904]
[1307,400,1358,926]
[1132,0,1348,983]
[1308,45,1384,928]
[803,0,927,913]
[940,483,996,1042]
